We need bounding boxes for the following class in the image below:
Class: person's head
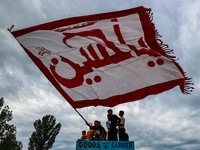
[82,130,86,135]
[107,109,113,115]
[107,114,111,120]
[98,121,101,125]
[94,120,99,126]
[119,110,124,117]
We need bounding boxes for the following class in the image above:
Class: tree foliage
[28,114,62,150]
[0,97,23,150]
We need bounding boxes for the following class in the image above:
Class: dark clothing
[109,128,118,141]
[110,115,120,129]
[119,128,126,141]
[107,131,111,140]
[108,114,120,141]
[124,133,129,141]
[93,125,105,138]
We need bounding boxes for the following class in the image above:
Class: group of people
[80,109,129,141]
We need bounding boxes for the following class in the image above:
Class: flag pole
[73,107,89,125]
[7,25,14,32]
[7,25,90,126]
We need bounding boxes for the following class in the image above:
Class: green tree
[28,114,62,150]
[0,97,23,150]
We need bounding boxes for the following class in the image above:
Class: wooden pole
[7,25,14,32]
[73,108,89,125]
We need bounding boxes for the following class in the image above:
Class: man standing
[119,110,125,141]
[107,109,120,141]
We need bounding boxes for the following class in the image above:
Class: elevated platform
[76,140,135,150]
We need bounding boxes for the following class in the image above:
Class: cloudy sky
[0,0,200,150]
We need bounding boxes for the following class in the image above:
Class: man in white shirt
[119,110,125,141]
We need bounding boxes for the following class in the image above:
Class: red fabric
[11,6,189,108]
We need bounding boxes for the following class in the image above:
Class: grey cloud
[0,0,200,150]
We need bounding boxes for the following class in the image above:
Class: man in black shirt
[107,109,120,141]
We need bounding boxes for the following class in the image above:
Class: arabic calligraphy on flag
[11,6,193,108]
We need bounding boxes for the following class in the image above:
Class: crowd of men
[80,109,129,141]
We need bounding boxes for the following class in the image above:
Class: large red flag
[11,6,193,108]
